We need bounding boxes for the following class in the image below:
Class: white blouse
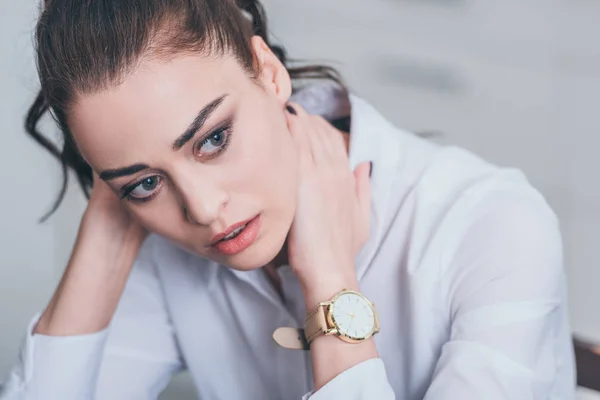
[0,86,576,400]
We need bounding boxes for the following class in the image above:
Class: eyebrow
[99,163,149,180]
[172,94,229,150]
[98,94,228,181]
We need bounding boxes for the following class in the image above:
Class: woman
[0,0,575,399]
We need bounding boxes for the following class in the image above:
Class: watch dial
[331,292,375,339]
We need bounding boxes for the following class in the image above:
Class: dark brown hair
[26,0,344,221]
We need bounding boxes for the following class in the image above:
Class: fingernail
[369,161,373,177]
[286,104,297,115]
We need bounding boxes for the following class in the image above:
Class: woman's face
[68,39,298,271]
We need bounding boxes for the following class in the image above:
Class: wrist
[300,270,359,312]
[78,213,145,264]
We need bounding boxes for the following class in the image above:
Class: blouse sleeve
[424,191,576,399]
[302,358,395,400]
[0,245,183,400]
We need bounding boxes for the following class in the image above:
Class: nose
[179,181,228,226]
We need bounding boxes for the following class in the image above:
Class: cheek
[232,98,297,189]
[121,188,189,234]
[126,202,180,234]
[241,117,297,193]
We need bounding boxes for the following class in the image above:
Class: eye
[123,176,162,202]
[195,126,231,158]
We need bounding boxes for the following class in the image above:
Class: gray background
[1,0,599,398]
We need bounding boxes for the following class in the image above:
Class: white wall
[1,0,598,398]
[0,0,58,375]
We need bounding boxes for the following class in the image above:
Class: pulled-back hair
[26,0,344,220]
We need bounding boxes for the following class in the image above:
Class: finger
[287,102,321,165]
[286,103,311,166]
[354,161,372,218]
[324,123,350,165]
[312,115,340,159]
[286,101,308,118]
[305,115,331,164]
[300,113,348,171]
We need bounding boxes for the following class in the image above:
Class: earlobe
[250,36,291,104]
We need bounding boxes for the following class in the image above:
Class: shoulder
[413,143,557,241]
[354,100,560,275]
[393,136,560,276]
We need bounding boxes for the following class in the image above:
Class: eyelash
[193,123,232,159]
[121,124,233,203]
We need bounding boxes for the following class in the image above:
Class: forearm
[35,218,144,336]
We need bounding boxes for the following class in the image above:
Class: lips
[210,214,262,256]
[210,216,256,246]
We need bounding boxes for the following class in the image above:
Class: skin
[36,36,378,391]
[69,39,298,272]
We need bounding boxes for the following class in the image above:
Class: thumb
[354,161,372,216]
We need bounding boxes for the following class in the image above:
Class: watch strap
[272,304,330,351]
[272,327,309,350]
[304,304,329,344]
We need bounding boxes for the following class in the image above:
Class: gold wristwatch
[273,289,380,350]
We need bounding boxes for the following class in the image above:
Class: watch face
[330,291,376,340]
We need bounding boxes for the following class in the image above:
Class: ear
[250,36,291,105]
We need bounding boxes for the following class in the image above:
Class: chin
[181,213,292,271]
[223,232,287,271]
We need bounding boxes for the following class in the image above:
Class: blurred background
[1,0,599,398]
